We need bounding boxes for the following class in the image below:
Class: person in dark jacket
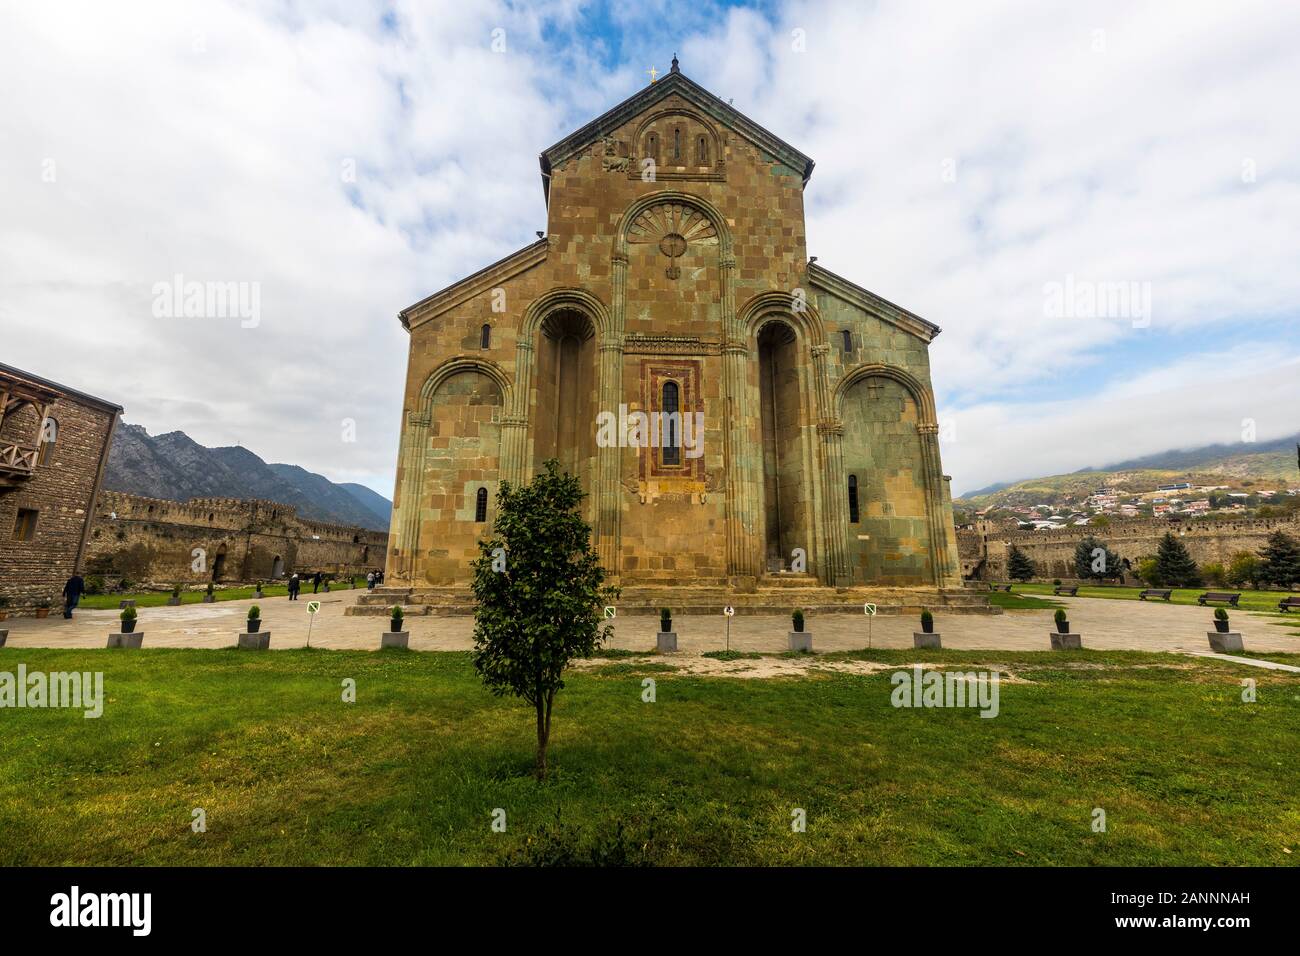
[312,572,322,594]
[62,573,85,618]
[287,573,300,601]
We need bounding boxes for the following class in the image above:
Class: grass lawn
[76,583,361,610]
[2,648,1297,866]
[1015,582,1297,613]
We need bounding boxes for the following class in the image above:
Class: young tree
[1073,535,1122,582]
[1259,531,1300,589]
[1006,543,1036,582]
[1154,531,1202,588]
[1226,550,1263,590]
[1136,556,1161,587]
[470,459,616,780]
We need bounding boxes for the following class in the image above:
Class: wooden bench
[1138,589,1173,601]
[1278,596,1300,612]
[1197,591,1241,607]
[1053,585,1078,596]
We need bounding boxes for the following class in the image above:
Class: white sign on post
[863,603,876,616]
[307,601,321,615]
[603,606,616,619]
[724,606,735,617]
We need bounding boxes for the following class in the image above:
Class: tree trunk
[535,701,548,780]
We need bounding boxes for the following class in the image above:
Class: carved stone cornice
[501,416,529,427]
[624,334,719,355]
[515,339,534,352]
[721,343,750,356]
[916,423,939,436]
[810,343,831,358]
[817,420,844,437]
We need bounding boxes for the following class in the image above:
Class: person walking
[287,573,301,601]
[367,571,376,590]
[62,573,85,619]
[312,572,321,594]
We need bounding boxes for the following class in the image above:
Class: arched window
[475,487,488,523]
[662,381,680,465]
[37,417,57,466]
[840,330,852,354]
[480,323,491,349]
[696,134,708,164]
[645,132,659,163]
[848,474,860,524]
[672,127,682,162]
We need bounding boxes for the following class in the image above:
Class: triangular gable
[809,262,942,343]
[538,61,814,201]
[399,238,548,331]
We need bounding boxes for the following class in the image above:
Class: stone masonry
[385,62,962,596]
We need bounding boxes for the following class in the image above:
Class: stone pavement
[3,593,1297,656]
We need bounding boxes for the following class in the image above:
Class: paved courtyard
[3,593,1298,656]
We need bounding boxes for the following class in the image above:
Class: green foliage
[1136,557,1160,586]
[171,584,181,597]
[920,609,933,628]
[205,581,215,595]
[1054,608,1068,624]
[659,607,671,631]
[1200,562,1226,587]
[1006,544,1036,582]
[1073,535,1123,581]
[1260,531,1300,589]
[792,609,805,632]
[1214,608,1229,622]
[1227,551,1263,589]
[119,606,137,621]
[390,605,404,631]
[469,459,616,779]
[83,575,106,596]
[1154,532,1202,588]
[248,604,261,620]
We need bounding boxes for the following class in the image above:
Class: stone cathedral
[384,62,962,603]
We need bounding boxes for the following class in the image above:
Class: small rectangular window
[14,508,38,541]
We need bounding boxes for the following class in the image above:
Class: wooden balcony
[0,439,39,488]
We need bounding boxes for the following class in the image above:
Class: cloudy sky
[2,0,1297,499]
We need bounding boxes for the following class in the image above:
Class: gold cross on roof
[647,65,659,83]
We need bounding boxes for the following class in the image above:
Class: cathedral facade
[386,63,961,592]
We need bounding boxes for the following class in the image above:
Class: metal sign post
[724,605,735,652]
[306,600,320,647]
[863,602,877,649]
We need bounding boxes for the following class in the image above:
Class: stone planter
[1055,621,1070,634]
[1213,619,1230,634]
[657,631,678,652]
[237,631,271,650]
[107,632,144,649]
[1207,631,1244,653]
[202,594,215,604]
[913,632,942,649]
[247,619,261,633]
[1049,632,1082,650]
[35,608,50,619]
[381,631,409,649]
[121,620,137,634]
[788,631,813,652]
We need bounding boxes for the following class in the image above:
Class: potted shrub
[920,609,934,634]
[247,604,262,633]
[381,604,409,649]
[656,607,677,652]
[35,598,51,619]
[1054,608,1070,634]
[254,581,264,599]
[1213,608,1230,634]
[203,582,215,603]
[167,584,182,606]
[120,606,138,633]
[788,609,811,652]
[1052,579,1062,586]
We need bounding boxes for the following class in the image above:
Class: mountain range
[956,433,1300,508]
[103,423,392,530]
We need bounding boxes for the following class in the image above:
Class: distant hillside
[956,433,1300,510]
[104,423,391,530]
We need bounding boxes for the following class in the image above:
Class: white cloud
[1,0,1297,500]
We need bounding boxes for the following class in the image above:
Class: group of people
[286,571,327,600]
[57,567,383,617]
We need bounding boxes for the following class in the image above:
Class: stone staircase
[346,578,999,617]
